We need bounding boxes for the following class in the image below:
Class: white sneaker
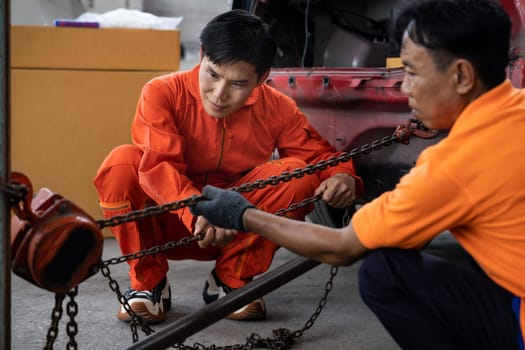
[117,277,171,323]
[202,270,266,321]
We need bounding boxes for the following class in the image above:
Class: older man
[191,1,525,348]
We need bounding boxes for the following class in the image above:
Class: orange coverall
[94,64,362,290]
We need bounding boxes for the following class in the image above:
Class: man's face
[199,56,261,118]
[400,33,466,130]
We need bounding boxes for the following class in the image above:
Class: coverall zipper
[214,117,254,279]
[216,118,226,170]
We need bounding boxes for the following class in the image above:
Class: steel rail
[127,256,320,350]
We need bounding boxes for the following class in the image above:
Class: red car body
[234,0,525,221]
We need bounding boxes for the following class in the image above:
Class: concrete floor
[10,232,466,350]
[11,238,401,350]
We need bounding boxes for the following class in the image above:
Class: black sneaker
[203,270,266,321]
[117,277,171,323]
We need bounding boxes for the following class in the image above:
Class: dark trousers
[358,248,521,350]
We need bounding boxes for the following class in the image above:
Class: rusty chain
[98,263,155,343]
[44,293,65,350]
[65,287,79,350]
[27,195,327,349]
[168,265,339,350]
[98,194,324,346]
[43,286,79,350]
[289,265,338,343]
[2,121,426,349]
[95,131,401,230]
[90,129,408,348]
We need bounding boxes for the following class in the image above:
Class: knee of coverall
[267,157,322,191]
[253,157,321,218]
[93,144,143,204]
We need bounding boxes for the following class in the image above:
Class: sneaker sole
[117,301,167,323]
[226,299,266,321]
[118,283,171,323]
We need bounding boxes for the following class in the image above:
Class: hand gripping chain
[2,119,438,349]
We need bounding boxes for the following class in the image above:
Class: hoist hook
[394,118,440,144]
[9,171,37,222]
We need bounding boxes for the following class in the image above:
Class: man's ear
[257,70,271,86]
[453,59,476,95]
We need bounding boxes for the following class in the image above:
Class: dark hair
[199,9,277,80]
[394,0,511,89]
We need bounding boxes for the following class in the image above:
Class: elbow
[321,231,368,266]
[320,246,362,266]
[336,256,357,266]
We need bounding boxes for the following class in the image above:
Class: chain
[97,196,321,345]
[65,287,79,350]
[274,194,321,217]
[102,233,204,266]
[165,264,339,350]
[97,191,338,349]
[94,130,403,348]
[1,125,420,349]
[44,293,65,350]
[97,196,203,229]
[98,262,156,342]
[291,265,338,340]
[43,287,80,350]
[2,182,29,205]
[95,133,399,230]
[342,207,354,227]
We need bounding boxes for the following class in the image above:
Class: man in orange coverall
[191,0,525,349]
[93,9,362,324]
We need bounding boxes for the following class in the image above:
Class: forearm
[243,209,368,266]
[190,185,369,265]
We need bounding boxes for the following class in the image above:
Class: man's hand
[314,173,356,208]
[190,185,255,231]
[193,216,238,248]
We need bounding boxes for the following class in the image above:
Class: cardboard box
[10,26,181,235]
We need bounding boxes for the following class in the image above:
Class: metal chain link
[96,191,338,349]
[95,132,399,230]
[2,182,29,205]
[97,196,203,229]
[98,262,156,342]
[102,233,205,266]
[65,287,79,350]
[65,130,403,348]
[97,196,322,345]
[44,293,65,350]
[43,287,80,350]
[166,252,340,350]
[291,265,338,339]
[1,124,421,350]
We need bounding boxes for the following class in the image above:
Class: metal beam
[127,256,320,350]
[0,0,10,349]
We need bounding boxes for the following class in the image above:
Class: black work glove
[190,185,255,232]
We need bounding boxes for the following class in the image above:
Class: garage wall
[11,0,230,59]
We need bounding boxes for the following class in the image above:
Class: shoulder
[259,82,297,104]
[254,83,299,115]
[141,70,196,100]
[146,70,191,90]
